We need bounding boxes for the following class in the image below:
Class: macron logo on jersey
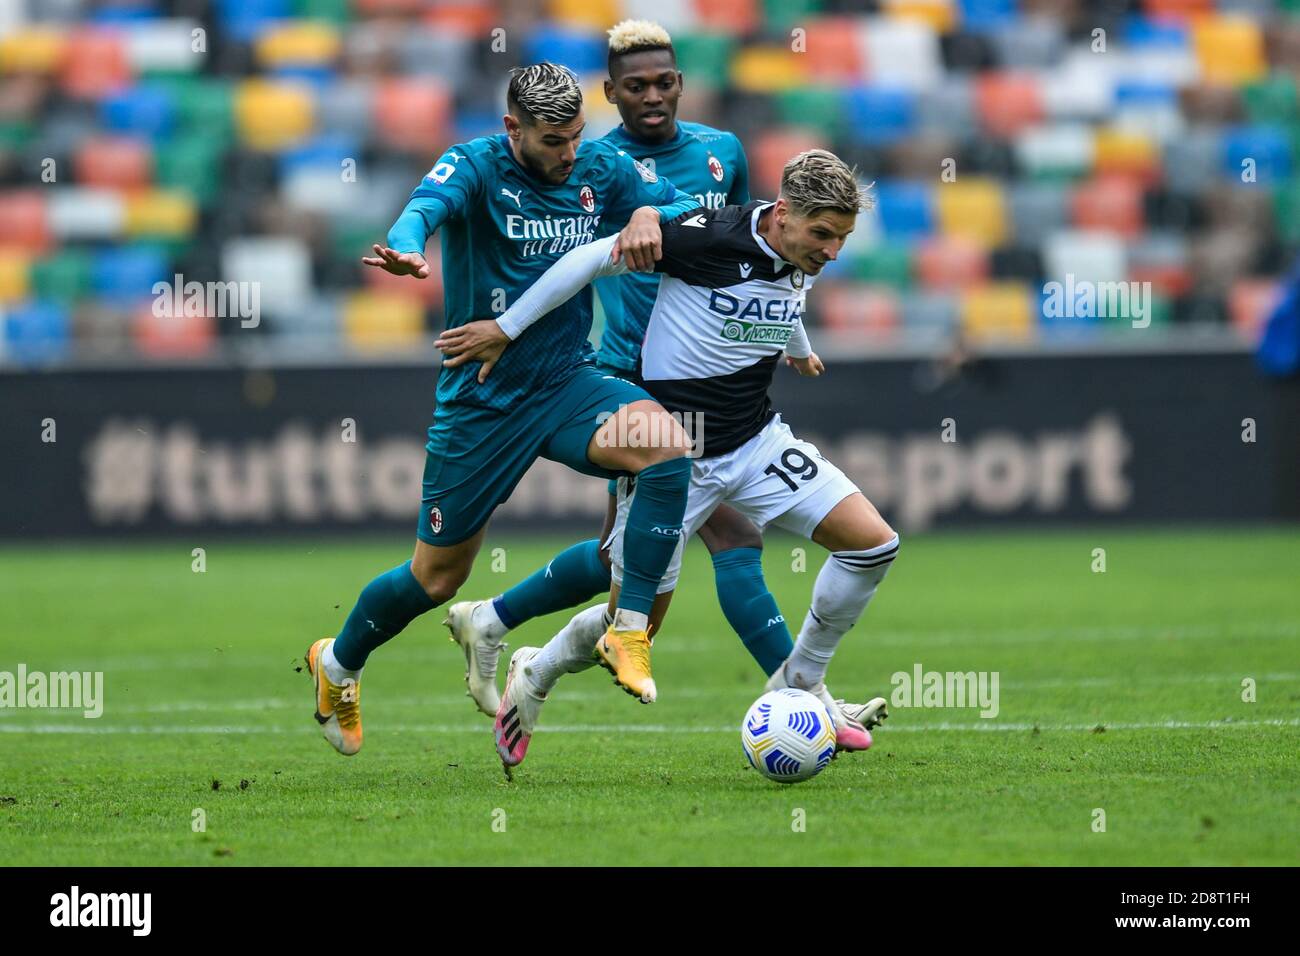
[739,263,752,278]
[682,214,707,228]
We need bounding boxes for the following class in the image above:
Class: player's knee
[410,563,467,605]
[845,526,898,554]
[700,513,763,553]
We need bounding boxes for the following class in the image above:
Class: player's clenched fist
[361,244,430,278]
[436,319,511,383]
[615,206,663,272]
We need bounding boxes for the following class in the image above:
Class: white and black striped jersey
[636,201,816,457]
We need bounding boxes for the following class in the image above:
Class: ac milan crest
[429,506,443,535]
[579,185,596,213]
[708,155,724,182]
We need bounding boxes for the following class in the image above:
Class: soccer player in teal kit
[304,63,702,756]
[443,21,809,717]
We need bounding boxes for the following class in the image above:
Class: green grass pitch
[1,528,1296,866]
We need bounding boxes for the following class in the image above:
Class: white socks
[529,604,611,693]
[787,533,900,688]
[611,607,649,633]
[473,600,509,642]
[323,640,361,685]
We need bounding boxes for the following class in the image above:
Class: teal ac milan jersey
[387,133,697,411]
[594,121,750,371]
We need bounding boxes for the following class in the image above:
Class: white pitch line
[0,718,1295,735]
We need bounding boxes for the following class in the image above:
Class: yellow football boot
[594,627,657,703]
[305,638,363,755]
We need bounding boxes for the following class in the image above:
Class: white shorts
[608,414,860,594]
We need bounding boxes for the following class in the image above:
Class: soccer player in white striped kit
[437,150,898,769]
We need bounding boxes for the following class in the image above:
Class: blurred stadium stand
[1,0,1298,366]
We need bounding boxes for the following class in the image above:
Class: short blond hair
[608,19,673,55]
[780,149,874,216]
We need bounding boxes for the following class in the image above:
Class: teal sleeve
[386,146,481,254]
[730,134,751,205]
[607,147,698,223]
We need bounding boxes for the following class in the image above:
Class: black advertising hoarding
[0,352,1295,539]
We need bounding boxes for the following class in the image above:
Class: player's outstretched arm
[783,319,824,376]
[360,244,430,278]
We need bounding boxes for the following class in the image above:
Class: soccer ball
[741,688,837,783]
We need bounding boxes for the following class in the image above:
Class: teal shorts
[418,363,650,546]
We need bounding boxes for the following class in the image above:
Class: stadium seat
[256,20,342,68]
[801,18,865,84]
[1043,230,1126,285]
[917,77,976,137]
[1273,178,1300,244]
[0,252,29,304]
[1243,74,1298,125]
[899,289,958,330]
[60,29,132,98]
[0,27,65,74]
[171,77,235,137]
[752,128,829,196]
[216,0,293,43]
[343,290,425,349]
[1005,182,1069,245]
[1128,233,1192,298]
[874,180,934,238]
[0,192,51,253]
[1092,127,1160,182]
[960,282,1032,340]
[155,134,226,205]
[373,79,451,154]
[884,1,956,34]
[1192,16,1266,86]
[234,80,316,150]
[124,190,197,241]
[548,0,623,30]
[731,46,807,94]
[30,249,93,304]
[223,236,313,318]
[988,18,1063,69]
[957,0,1016,33]
[122,18,203,74]
[860,17,943,91]
[315,79,374,141]
[849,245,913,288]
[913,235,988,289]
[1221,126,1292,184]
[2,300,70,364]
[842,86,917,146]
[48,188,126,241]
[75,136,152,189]
[523,27,607,74]
[101,84,176,139]
[694,0,761,35]
[672,33,737,91]
[1071,176,1145,238]
[132,299,216,358]
[817,282,901,336]
[988,245,1043,284]
[1228,278,1281,339]
[91,245,170,302]
[935,178,1006,247]
[974,72,1043,137]
[1161,129,1223,192]
[1015,124,1093,180]
[776,88,845,136]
